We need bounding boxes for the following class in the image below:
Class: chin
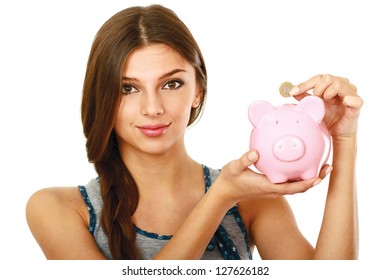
[137,141,179,156]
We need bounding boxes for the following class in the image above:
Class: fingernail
[312,179,322,187]
[289,86,300,96]
[325,166,333,176]
[248,151,258,162]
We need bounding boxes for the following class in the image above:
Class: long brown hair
[81,5,207,259]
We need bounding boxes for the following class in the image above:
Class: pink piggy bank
[248,96,331,183]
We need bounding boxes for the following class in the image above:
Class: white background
[1,0,389,278]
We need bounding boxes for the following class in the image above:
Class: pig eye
[276,120,279,124]
[296,120,300,124]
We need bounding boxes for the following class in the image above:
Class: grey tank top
[78,165,252,260]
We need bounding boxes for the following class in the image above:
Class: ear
[192,88,203,108]
[248,101,275,127]
[296,96,325,123]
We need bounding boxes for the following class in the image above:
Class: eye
[162,80,184,90]
[122,84,139,95]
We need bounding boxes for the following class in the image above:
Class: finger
[290,91,311,102]
[290,74,358,104]
[229,150,259,175]
[289,74,323,97]
[289,74,326,101]
[272,177,320,196]
[312,74,344,97]
[342,95,364,109]
[322,79,357,101]
[342,95,364,121]
[318,164,333,180]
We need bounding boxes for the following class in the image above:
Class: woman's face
[114,43,201,156]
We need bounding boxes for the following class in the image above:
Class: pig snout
[272,135,305,162]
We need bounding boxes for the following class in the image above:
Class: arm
[153,151,321,259]
[239,197,314,260]
[26,155,317,260]
[290,74,363,259]
[26,187,106,260]
[152,179,233,259]
[314,136,358,259]
[246,138,358,259]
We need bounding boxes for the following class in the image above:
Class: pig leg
[301,167,320,180]
[266,172,290,184]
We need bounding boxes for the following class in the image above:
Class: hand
[215,150,331,203]
[289,74,364,140]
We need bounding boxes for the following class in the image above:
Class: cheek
[115,99,137,129]
[166,95,193,119]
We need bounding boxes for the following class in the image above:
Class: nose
[141,91,164,117]
[272,135,305,162]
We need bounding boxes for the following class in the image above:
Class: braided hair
[81,4,207,259]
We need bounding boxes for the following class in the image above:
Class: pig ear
[248,101,275,127]
[296,96,325,123]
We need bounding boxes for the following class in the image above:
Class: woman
[26,4,363,260]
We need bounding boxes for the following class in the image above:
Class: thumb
[342,95,364,114]
[246,150,259,163]
[230,150,259,174]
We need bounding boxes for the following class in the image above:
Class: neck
[119,139,200,193]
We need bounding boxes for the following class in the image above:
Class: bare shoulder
[26,187,88,226]
[26,187,105,259]
[27,186,82,204]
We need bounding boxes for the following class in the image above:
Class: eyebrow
[122,68,187,81]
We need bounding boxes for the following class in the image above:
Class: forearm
[153,182,234,260]
[314,136,359,259]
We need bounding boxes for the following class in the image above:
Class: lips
[137,123,171,137]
